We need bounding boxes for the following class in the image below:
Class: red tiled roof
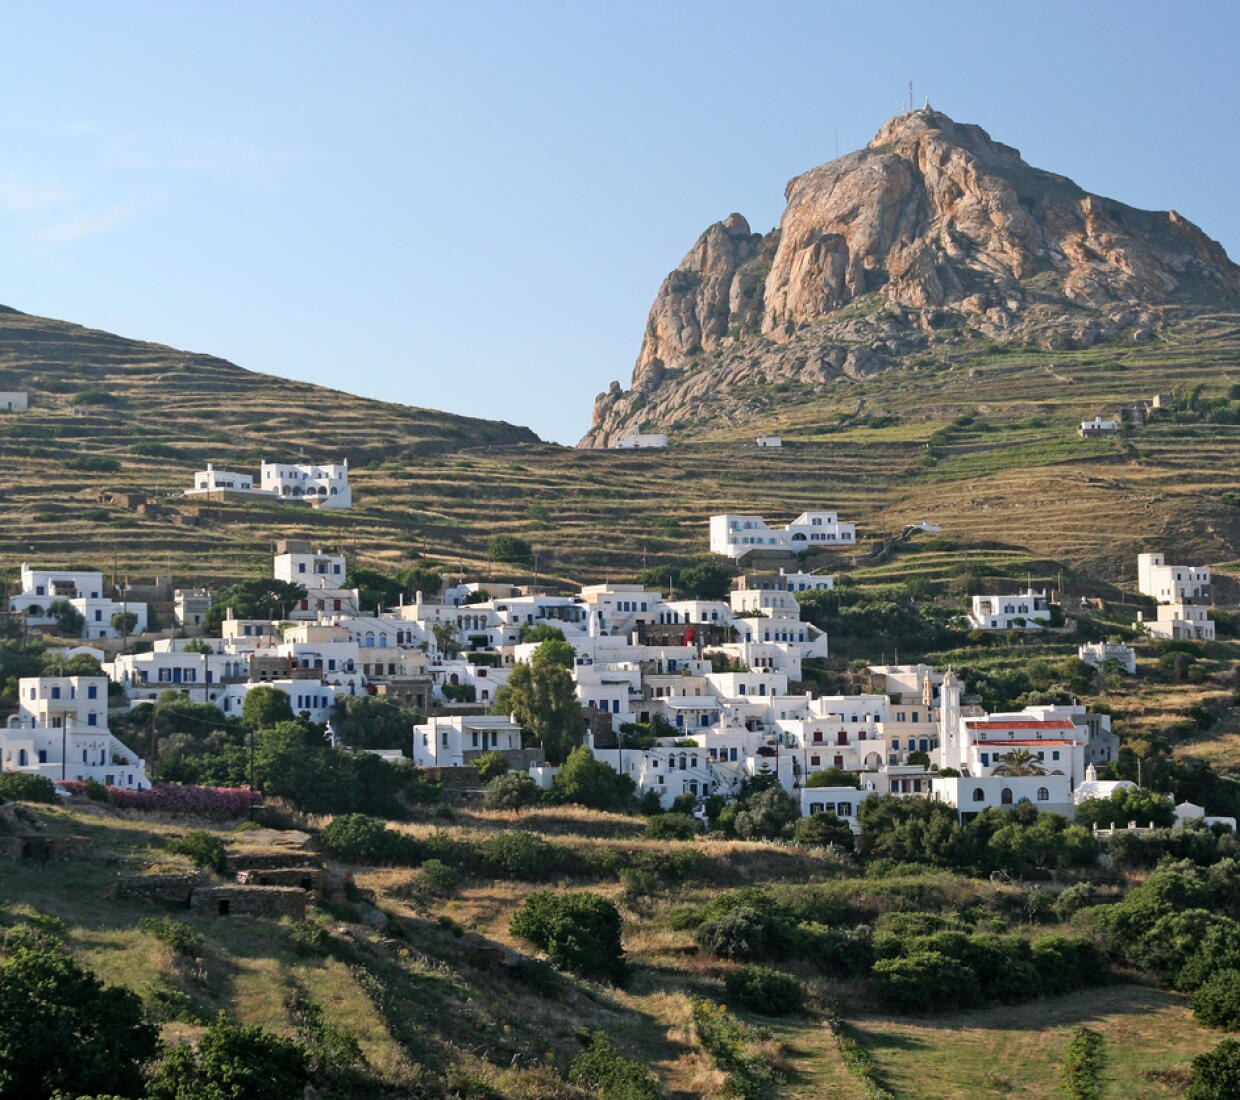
[973,739,1080,746]
[964,720,1075,730]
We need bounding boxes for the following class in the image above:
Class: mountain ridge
[581,107,1240,446]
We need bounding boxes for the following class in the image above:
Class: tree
[552,746,634,810]
[204,579,306,633]
[639,557,733,601]
[474,749,510,783]
[1191,969,1240,1030]
[431,621,460,659]
[510,891,625,981]
[489,534,533,567]
[0,947,158,1099]
[485,772,542,810]
[1075,787,1177,829]
[46,599,84,637]
[241,685,294,730]
[795,810,854,850]
[1189,1039,1240,1100]
[330,694,415,750]
[731,787,800,840]
[806,767,860,788]
[991,748,1046,777]
[532,637,575,669]
[148,1013,309,1100]
[492,650,586,765]
[110,611,138,636]
[519,623,565,644]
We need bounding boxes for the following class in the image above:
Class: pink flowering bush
[56,781,261,819]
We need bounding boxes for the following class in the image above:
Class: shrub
[872,950,981,1013]
[479,830,574,880]
[484,771,541,810]
[1060,1026,1104,1100]
[724,965,806,1016]
[803,923,873,978]
[794,810,854,849]
[0,772,56,803]
[139,917,204,958]
[551,746,634,811]
[1054,882,1097,920]
[568,1030,664,1100]
[510,891,625,981]
[474,750,509,783]
[318,814,420,865]
[83,777,109,802]
[695,907,771,961]
[1193,969,1240,1030]
[1190,1038,1240,1099]
[731,788,801,840]
[418,858,462,895]
[645,813,695,841]
[167,830,228,873]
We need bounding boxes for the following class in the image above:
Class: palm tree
[991,748,1046,776]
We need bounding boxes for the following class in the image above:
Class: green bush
[568,1029,664,1099]
[1193,969,1240,1030]
[139,917,204,958]
[318,815,421,865]
[83,777,109,802]
[1190,1038,1240,1099]
[724,965,806,1016]
[1060,1025,1104,1100]
[872,950,981,1013]
[167,830,228,873]
[645,813,695,841]
[484,772,541,810]
[0,772,57,803]
[473,750,509,783]
[418,859,462,895]
[479,830,574,880]
[695,907,771,961]
[794,810,854,849]
[1053,882,1097,919]
[803,923,873,978]
[510,891,625,981]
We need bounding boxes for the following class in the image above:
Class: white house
[260,461,351,508]
[2,676,149,788]
[187,464,258,494]
[612,431,669,449]
[1134,552,1214,641]
[175,589,212,629]
[274,548,347,589]
[710,511,857,560]
[0,391,28,411]
[967,589,1051,631]
[931,774,1075,820]
[1138,553,1211,604]
[756,435,782,448]
[1078,642,1137,675]
[217,680,339,725]
[1079,416,1118,437]
[413,714,523,767]
[9,564,149,639]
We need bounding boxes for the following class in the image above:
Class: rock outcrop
[581,108,1240,446]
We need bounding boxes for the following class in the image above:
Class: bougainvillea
[56,782,261,819]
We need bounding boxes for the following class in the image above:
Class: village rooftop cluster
[0,512,1226,831]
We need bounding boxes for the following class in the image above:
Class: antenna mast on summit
[908,80,914,112]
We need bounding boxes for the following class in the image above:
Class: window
[88,685,97,699]
[1037,787,1050,801]
[87,713,97,726]
[1001,787,1013,806]
[51,686,60,699]
[973,787,985,802]
[837,802,852,817]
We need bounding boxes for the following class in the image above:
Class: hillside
[1,797,1226,1099]
[581,107,1240,446]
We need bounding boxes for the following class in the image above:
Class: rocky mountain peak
[581,108,1240,447]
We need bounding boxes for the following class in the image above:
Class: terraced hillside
[1,304,1240,600]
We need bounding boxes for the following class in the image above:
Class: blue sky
[0,1,1236,444]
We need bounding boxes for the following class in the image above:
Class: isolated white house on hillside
[710,511,857,560]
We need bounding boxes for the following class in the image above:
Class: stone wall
[189,885,306,920]
[114,873,204,908]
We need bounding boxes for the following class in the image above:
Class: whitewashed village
[4,499,1230,838]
